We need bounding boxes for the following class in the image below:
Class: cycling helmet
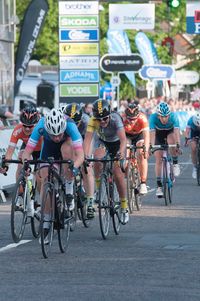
[93,99,111,119]
[125,102,139,118]
[20,105,39,126]
[156,102,170,117]
[44,109,66,135]
[193,111,200,127]
[64,103,82,124]
[58,105,66,114]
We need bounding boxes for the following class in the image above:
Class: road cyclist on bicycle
[122,101,150,195]
[149,102,181,197]
[84,99,129,224]
[22,108,84,241]
[62,102,95,220]
[0,105,42,216]
[185,111,200,179]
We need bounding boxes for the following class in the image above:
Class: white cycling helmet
[45,109,66,135]
[193,111,200,127]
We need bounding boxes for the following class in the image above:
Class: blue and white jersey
[149,112,180,131]
[186,116,200,138]
[26,117,83,152]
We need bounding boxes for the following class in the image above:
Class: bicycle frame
[152,144,176,205]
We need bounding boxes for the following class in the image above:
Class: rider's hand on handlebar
[184,137,190,147]
[0,165,9,175]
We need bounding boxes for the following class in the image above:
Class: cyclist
[122,102,150,195]
[84,99,129,224]
[0,105,41,178]
[62,102,95,218]
[22,108,84,212]
[63,103,90,139]
[149,102,181,197]
[185,111,200,179]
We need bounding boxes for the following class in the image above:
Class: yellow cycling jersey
[86,113,124,142]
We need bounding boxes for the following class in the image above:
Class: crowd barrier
[0,128,21,202]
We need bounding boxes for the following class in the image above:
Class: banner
[107,29,136,87]
[14,0,49,97]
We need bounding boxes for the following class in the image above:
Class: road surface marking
[0,240,32,253]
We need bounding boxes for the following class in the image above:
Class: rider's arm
[117,128,127,158]
[150,130,156,146]
[4,145,15,160]
[149,114,156,146]
[143,129,150,152]
[83,116,97,157]
[83,131,94,158]
[65,120,84,168]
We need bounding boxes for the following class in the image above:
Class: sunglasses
[23,124,34,129]
[96,116,109,122]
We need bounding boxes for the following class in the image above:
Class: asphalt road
[0,146,200,301]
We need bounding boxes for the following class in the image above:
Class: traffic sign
[139,64,174,80]
[110,76,121,87]
[100,54,143,73]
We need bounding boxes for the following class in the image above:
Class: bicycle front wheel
[127,162,135,213]
[163,161,172,206]
[40,182,55,259]
[112,182,121,235]
[57,191,70,253]
[11,176,27,243]
[31,181,41,238]
[98,175,110,239]
[134,169,142,211]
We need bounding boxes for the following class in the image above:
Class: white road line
[0,240,32,253]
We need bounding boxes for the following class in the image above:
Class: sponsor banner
[59,29,99,42]
[59,1,99,15]
[139,65,174,80]
[59,43,99,56]
[59,96,98,104]
[171,70,200,85]
[59,56,99,69]
[186,1,200,34]
[60,70,99,83]
[109,4,155,30]
[14,0,49,96]
[60,83,99,97]
[107,29,136,87]
[100,54,143,73]
[59,16,98,29]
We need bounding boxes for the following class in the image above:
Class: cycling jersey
[186,116,200,138]
[9,123,42,151]
[149,112,180,131]
[122,112,149,135]
[26,117,82,153]
[87,112,124,142]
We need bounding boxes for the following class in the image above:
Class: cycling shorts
[155,128,174,145]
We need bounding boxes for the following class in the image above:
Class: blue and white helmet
[45,109,66,135]
[156,102,170,117]
[193,111,200,127]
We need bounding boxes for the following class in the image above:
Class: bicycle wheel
[134,169,142,211]
[163,160,171,206]
[31,180,41,238]
[57,191,70,253]
[98,174,110,239]
[40,182,55,259]
[11,176,28,243]
[127,162,135,213]
[76,186,90,228]
[112,182,121,235]
[196,148,200,186]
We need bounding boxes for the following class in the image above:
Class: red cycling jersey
[9,123,42,151]
[122,112,149,136]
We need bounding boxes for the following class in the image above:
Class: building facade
[0,0,15,106]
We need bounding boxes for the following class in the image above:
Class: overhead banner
[107,29,136,87]
[186,1,200,34]
[109,4,155,30]
[14,0,49,97]
[59,0,99,104]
